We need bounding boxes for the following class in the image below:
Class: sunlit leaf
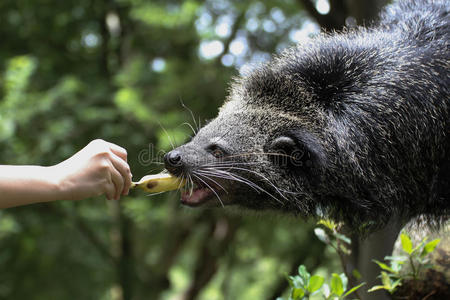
[400,232,413,254]
[307,275,324,293]
[367,285,387,292]
[292,287,305,299]
[334,232,351,245]
[343,282,366,297]
[317,219,336,230]
[297,265,310,284]
[339,273,348,291]
[380,272,391,288]
[421,239,440,257]
[314,227,329,244]
[391,278,402,290]
[373,260,396,273]
[385,255,408,262]
[331,273,344,296]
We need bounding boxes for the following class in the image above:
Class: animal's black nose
[164,150,183,175]
[165,150,181,166]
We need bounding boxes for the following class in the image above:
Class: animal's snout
[164,150,184,176]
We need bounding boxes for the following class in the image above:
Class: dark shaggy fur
[164,0,449,232]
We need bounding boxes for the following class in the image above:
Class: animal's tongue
[181,187,213,206]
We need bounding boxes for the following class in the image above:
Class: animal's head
[163,33,445,229]
[165,95,326,215]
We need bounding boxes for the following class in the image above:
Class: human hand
[52,139,132,201]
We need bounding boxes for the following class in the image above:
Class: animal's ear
[266,136,311,169]
[265,130,325,174]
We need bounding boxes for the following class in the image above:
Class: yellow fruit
[131,172,186,193]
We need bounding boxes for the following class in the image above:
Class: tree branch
[216,6,248,65]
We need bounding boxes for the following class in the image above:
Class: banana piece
[131,172,186,193]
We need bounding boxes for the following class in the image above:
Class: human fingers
[108,163,124,200]
[107,142,128,162]
[109,152,132,195]
[103,175,116,201]
[86,139,126,162]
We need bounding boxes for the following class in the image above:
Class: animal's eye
[212,148,223,158]
[207,144,226,158]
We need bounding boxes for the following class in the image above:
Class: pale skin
[0,139,132,209]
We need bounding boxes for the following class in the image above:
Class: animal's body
[165,0,449,232]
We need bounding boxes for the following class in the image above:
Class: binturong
[163,0,449,233]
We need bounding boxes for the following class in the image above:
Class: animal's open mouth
[180,180,224,207]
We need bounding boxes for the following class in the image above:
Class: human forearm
[0,139,132,209]
[0,165,63,208]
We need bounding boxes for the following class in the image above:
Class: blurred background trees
[0,0,387,299]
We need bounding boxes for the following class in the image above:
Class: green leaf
[367,285,388,292]
[331,273,344,296]
[317,219,336,230]
[391,261,405,273]
[412,238,427,254]
[391,278,402,290]
[421,239,440,257]
[352,269,362,280]
[298,265,310,284]
[314,228,329,244]
[286,274,295,288]
[385,255,408,262]
[343,282,366,297]
[373,260,396,273]
[380,272,391,288]
[339,273,348,291]
[334,232,351,245]
[400,233,413,254]
[307,275,324,293]
[292,287,305,299]
[287,275,304,288]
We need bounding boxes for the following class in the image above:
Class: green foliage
[314,220,351,255]
[400,232,413,254]
[281,264,365,300]
[0,55,37,141]
[130,1,200,28]
[277,221,368,300]
[368,231,441,294]
[285,224,442,299]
